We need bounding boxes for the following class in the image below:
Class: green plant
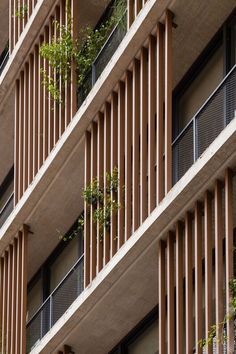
[39,0,127,103]
[199,255,236,349]
[15,3,28,19]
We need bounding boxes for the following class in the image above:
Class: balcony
[0,192,14,228]
[77,10,127,108]
[173,64,236,184]
[0,167,14,228]
[0,42,9,76]
[26,254,84,353]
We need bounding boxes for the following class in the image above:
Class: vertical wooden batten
[104,103,111,265]
[176,221,183,354]
[164,10,173,195]
[158,240,166,354]
[90,122,97,279]
[84,131,91,287]
[167,231,174,354]
[185,212,193,352]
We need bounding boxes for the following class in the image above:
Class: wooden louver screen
[0,225,28,354]
[84,10,173,287]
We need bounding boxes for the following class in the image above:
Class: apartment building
[0,0,236,353]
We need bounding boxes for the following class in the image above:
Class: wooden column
[158,240,166,353]
[225,169,234,352]
[125,71,132,241]
[132,59,140,232]
[148,35,156,213]
[156,23,164,204]
[215,180,223,354]
[140,47,148,222]
[185,212,193,353]
[195,202,203,354]
[84,131,91,287]
[204,191,213,354]
[167,231,174,354]
[164,10,173,194]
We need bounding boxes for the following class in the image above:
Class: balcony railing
[77,11,127,108]
[0,43,9,76]
[0,192,14,228]
[26,254,84,353]
[172,64,236,185]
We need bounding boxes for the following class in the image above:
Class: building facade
[0,0,236,353]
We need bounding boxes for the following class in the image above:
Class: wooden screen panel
[164,10,173,195]
[38,38,43,172]
[132,59,140,232]
[148,35,156,214]
[23,64,29,193]
[140,47,148,223]
[156,23,164,204]
[110,93,118,257]
[28,54,34,185]
[84,131,91,287]
[125,71,132,241]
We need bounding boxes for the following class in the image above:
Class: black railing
[0,192,14,228]
[26,255,84,353]
[0,43,9,76]
[173,64,236,184]
[77,11,127,108]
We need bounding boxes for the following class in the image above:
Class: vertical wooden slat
[97,112,104,271]
[71,0,78,119]
[135,0,141,16]
[164,10,173,194]
[59,0,66,136]
[15,232,22,354]
[225,168,234,352]
[28,54,34,185]
[43,26,49,162]
[23,64,29,193]
[90,122,97,280]
[84,131,91,287]
[215,180,224,354]
[140,47,148,223]
[38,39,43,171]
[176,221,183,354]
[128,0,134,28]
[156,23,164,204]
[11,238,17,354]
[104,103,111,265]
[167,231,174,354]
[14,80,20,205]
[195,201,203,354]
[132,59,140,231]
[110,93,118,257]
[48,16,54,154]
[14,0,19,46]
[148,35,156,213]
[118,81,125,248]
[204,191,213,354]
[125,71,132,241]
[54,7,60,145]
[2,252,8,354]
[0,258,3,350]
[185,211,193,353]
[9,0,13,53]
[6,246,13,354]
[158,240,166,354]
[20,225,28,354]
[18,72,24,200]
[33,45,39,176]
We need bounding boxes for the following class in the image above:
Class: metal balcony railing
[77,11,127,108]
[0,192,14,228]
[0,43,9,76]
[26,255,84,353]
[172,64,236,185]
